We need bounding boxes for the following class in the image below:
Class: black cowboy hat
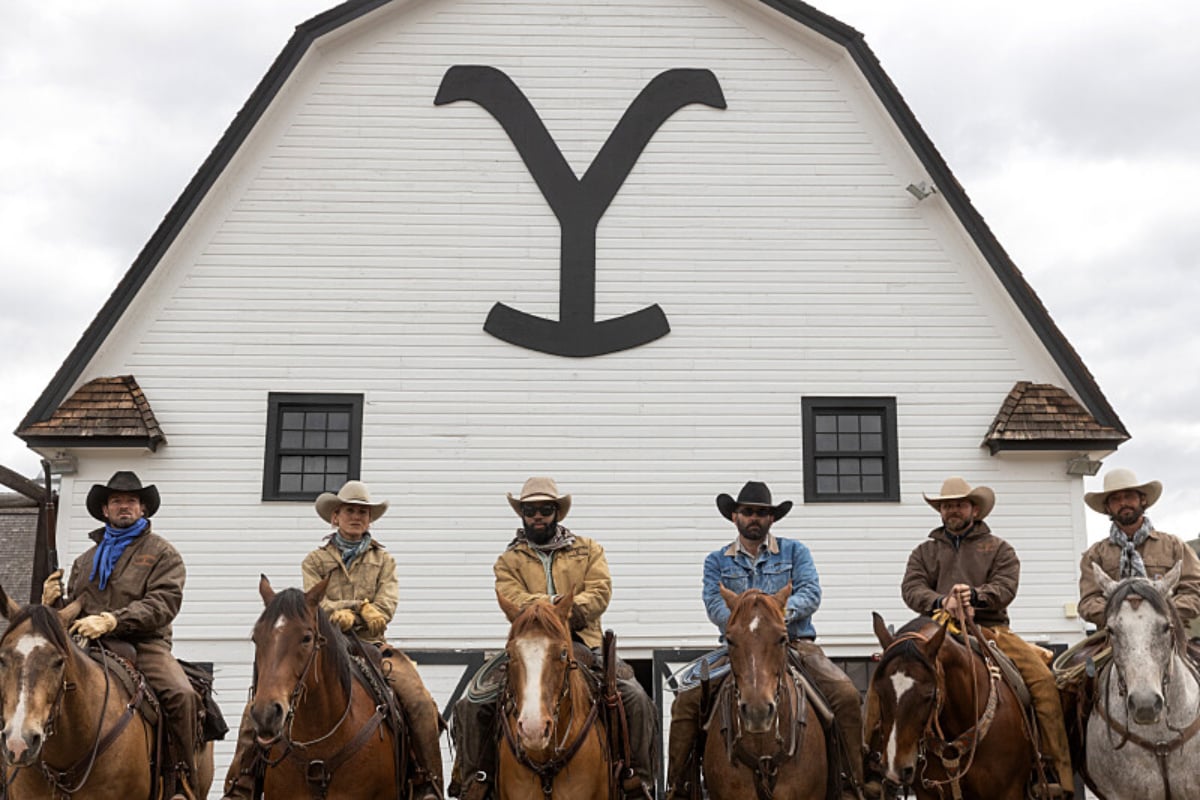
[716,481,793,521]
[86,471,160,522]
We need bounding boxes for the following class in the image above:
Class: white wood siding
[52,0,1097,792]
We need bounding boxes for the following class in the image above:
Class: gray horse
[1087,562,1200,800]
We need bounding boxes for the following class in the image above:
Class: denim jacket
[703,533,821,641]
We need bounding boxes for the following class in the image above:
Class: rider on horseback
[41,471,202,800]
[899,477,1074,799]
[448,477,659,800]
[665,481,873,800]
[222,480,445,800]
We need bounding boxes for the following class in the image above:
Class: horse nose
[900,765,915,786]
[1127,691,1164,725]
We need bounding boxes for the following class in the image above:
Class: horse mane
[0,604,74,655]
[1105,578,1189,656]
[726,589,787,631]
[254,587,354,695]
[876,615,938,674]
[508,599,570,643]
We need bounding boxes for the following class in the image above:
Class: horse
[866,613,1035,800]
[0,584,214,799]
[247,574,411,799]
[495,591,609,800]
[1085,562,1200,800]
[703,585,826,800]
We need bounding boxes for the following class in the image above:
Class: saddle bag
[179,658,229,742]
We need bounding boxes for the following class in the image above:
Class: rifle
[41,459,61,606]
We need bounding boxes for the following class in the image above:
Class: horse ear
[720,584,739,610]
[927,619,949,653]
[0,583,18,620]
[771,582,792,609]
[1156,560,1183,595]
[1093,562,1119,599]
[872,612,893,648]
[259,574,276,606]
[305,576,330,608]
[497,591,522,623]
[57,597,84,628]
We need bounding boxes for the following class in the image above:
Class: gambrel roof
[17,0,1127,443]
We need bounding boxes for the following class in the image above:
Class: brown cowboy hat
[716,481,793,521]
[923,477,995,520]
[315,480,389,523]
[1084,468,1162,514]
[86,471,160,522]
[507,477,571,520]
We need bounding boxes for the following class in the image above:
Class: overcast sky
[1,1,1197,542]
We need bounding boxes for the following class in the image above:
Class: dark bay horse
[249,575,406,799]
[495,591,609,800]
[704,585,826,800]
[866,614,1034,800]
[1085,562,1200,799]
[0,584,214,799]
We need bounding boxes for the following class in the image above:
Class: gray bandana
[509,524,576,553]
[1108,516,1152,579]
[332,531,372,567]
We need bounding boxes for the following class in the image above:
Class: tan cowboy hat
[315,480,389,523]
[86,471,160,522]
[923,477,995,520]
[1084,468,1162,514]
[507,477,571,520]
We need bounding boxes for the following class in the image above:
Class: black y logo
[435,66,726,356]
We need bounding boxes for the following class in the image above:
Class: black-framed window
[802,397,899,502]
[262,393,363,501]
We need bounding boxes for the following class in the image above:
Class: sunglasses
[521,504,559,518]
[737,507,773,518]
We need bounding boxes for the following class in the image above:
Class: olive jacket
[494,528,612,649]
[66,523,186,645]
[301,537,399,645]
[1078,528,1200,628]
[901,520,1020,628]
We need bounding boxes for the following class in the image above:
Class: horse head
[250,574,348,745]
[721,584,791,734]
[1095,561,1186,725]
[499,590,576,754]
[0,584,85,766]
[867,613,948,790]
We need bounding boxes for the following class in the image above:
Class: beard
[1110,505,1142,527]
[736,518,770,542]
[523,518,557,545]
[944,515,973,534]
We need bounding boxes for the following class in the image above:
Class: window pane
[279,474,302,493]
[304,431,326,449]
[815,458,838,476]
[862,458,884,475]
[327,432,349,450]
[817,476,838,493]
[861,433,882,451]
[302,474,325,493]
[838,433,860,451]
[815,415,837,433]
[305,412,327,430]
[837,415,859,433]
[327,456,348,474]
[280,456,303,474]
[863,475,885,494]
[839,475,862,493]
[815,433,838,452]
[861,415,882,433]
[326,474,346,491]
[839,458,860,475]
[304,455,326,473]
[280,431,304,449]
[328,412,350,431]
[282,411,305,430]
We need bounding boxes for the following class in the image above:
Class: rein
[499,646,603,798]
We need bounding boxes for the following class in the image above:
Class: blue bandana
[89,517,150,590]
[332,531,372,568]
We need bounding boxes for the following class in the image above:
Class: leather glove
[329,608,357,632]
[42,569,64,606]
[70,612,117,639]
[568,604,588,632]
[360,602,389,638]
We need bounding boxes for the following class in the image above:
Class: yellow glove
[329,608,357,632]
[70,612,117,639]
[360,602,389,638]
[41,569,64,606]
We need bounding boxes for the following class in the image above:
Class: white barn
[17,0,1128,792]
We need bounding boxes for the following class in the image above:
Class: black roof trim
[985,439,1128,456]
[20,436,163,452]
[21,0,1126,439]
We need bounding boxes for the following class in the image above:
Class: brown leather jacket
[1078,528,1200,628]
[66,523,186,645]
[901,521,1019,627]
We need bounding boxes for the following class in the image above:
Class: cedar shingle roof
[15,375,166,451]
[0,493,38,602]
[983,381,1129,454]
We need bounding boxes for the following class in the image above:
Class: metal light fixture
[1066,455,1102,476]
[46,451,77,475]
[905,181,937,201]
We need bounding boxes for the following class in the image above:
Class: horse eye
[725,637,737,648]
[301,632,314,645]
[49,654,65,670]
[777,634,788,646]
[1160,622,1172,635]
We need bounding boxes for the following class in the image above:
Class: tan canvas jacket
[67,523,185,645]
[494,530,612,649]
[1078,529,1200,628]
[301,538,399,645]
[901,521,1020,628]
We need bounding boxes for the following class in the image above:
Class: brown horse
[495,591,609,800]
[703,585,826,800]
[248,575,408,799]
[866,614,1034,800]
[0,584,214,799]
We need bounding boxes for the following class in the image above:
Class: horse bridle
[720,656,805,800]
[499,643,602,798]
